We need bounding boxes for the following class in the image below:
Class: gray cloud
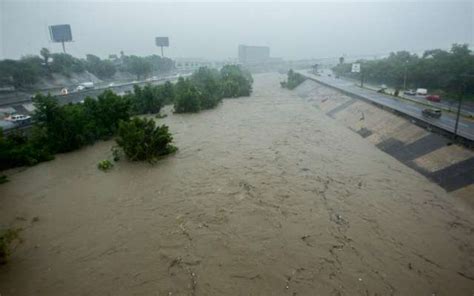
[1,1,472,60]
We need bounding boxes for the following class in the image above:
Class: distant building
[238,45,270,64]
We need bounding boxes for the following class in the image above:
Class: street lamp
[453,73,473,139]
[403,61,408,90]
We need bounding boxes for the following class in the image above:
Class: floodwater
[0,73,473,295]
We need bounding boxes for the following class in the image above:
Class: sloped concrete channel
[295,79,474,197]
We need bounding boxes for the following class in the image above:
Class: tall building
[238,45,270,64]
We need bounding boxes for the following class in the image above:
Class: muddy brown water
[0,73,473,295]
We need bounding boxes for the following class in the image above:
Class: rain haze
[1,1,473,60]
[1,1,474,295]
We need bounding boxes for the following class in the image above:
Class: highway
[298,70,474,141]
[0,74,187,132]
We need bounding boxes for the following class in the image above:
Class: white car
[60,88,69,95]
[5,114,31,124]
[75,85,85,92]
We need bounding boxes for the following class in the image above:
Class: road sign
[155,37,169,57]
[155,37,169,47]
[351,63,361,73]
[49,24,73,53]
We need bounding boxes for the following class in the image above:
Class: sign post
[49,24,73,53]
[155,37,169,57]
[352,63,364,87]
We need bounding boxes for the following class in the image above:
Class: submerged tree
[116,117,177,162]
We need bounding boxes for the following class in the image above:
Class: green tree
[174,77,201,113]
[40,47,51,70]
[125,55,153,80]
[85,54,116,79]
[116,117,176,162]
[160,81,175,104]
[49,53,85,77]
[191,67,222,109]
[281,69,306,90]
[132,84,163,114]
[83,90,132,138]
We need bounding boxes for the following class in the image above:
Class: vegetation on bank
[0,90,130,170]
[0,48,174,88]
[0,65,253,170]
[0,228,22,265]
[332,44,474,99]
[281,69,306,90]
[97,159,114,171]
[174,65,253,113]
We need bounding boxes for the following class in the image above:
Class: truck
[81,82,94,89]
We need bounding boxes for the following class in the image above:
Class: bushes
[32,91,131,154]
[174,65,253,113]
[0,129,53,170]
[85,54,116,80]
[97,160,114,171]
[0,49,176,89]
[174,77,202,113]
[220,65,253,97]
[0,64,253,170]
[132,84,164,114]
[0,228,21,265]
[281,69,306,90]
[0,90,131,171]
[116,117,177,162]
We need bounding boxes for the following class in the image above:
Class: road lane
[298,70,474,141]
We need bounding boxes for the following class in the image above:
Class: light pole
[403,61,408,90]
[453,74,473,139]
[453,91,463,138]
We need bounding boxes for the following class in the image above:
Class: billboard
[351,63,361,73]
[155,37,169,47]
[49,24,73,42]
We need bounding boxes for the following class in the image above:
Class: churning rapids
[1,73,473,295]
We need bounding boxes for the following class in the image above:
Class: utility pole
[453,92,463,139]
[453,74,473,139]
[403,63,407,90]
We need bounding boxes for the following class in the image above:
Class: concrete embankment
[295,79,474,202]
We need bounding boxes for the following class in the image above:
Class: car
[422,108,442,118]
[75,85,85,92]
[416,88,428,95]
[426,94,441,102]
[5,114,32,124]
[404,89,416,95]
[60,88,69,95]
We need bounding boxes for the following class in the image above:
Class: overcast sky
[0,1,472,60]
